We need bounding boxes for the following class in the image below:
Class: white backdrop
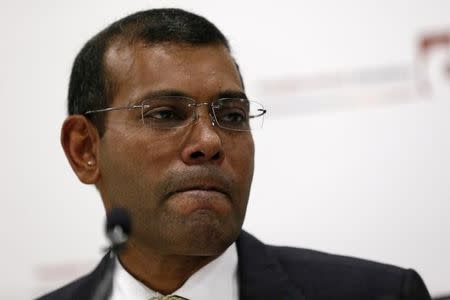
[1,0,449,299]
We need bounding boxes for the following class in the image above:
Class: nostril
[190,151,204,159]
[212,152,221,160]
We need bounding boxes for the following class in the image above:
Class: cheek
[225,135,254,222]
[98,130,180,202]
[230,133,254,161]
[107,128,180,165]
[225,133,255,184]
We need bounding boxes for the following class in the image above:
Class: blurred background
[1,0,449,299]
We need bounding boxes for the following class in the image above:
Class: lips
[165,182,232,215]
[161,165,234,201]
[174,184,230,198]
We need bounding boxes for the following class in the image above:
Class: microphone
[92,208,131,300]
[106,207,131,251]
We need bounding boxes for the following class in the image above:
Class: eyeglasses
[84,96,267,132]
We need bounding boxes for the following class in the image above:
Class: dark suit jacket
[37,231,431,300]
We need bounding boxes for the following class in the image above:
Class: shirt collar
[110,243,238,300]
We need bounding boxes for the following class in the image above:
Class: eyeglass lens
[140,97,264,131]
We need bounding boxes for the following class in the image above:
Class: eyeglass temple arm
[84,105,142,115]
[249,109,267,119]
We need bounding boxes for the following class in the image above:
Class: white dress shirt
[110,243,239,300]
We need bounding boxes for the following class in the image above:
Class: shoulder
[35,275,90,300]
[239,231,408,277]
[237,231,430,300]
[270,244,405,276]
[268,244,430,299]
[270,244,403,274]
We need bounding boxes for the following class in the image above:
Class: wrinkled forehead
[103,41,243,106]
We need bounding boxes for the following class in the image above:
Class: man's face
[96,42,254,256]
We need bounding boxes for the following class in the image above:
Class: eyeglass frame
[83,96,267,132]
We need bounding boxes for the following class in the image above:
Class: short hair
[68,8,240,136]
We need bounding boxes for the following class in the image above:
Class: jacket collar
[236,231,306,300]
[73,231,305,300]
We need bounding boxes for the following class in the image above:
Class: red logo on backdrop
[418,29,450,92]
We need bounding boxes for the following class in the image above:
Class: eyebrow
[134,89,248,103]
[217,90,248,100]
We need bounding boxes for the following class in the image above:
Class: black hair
[68,8,239,136]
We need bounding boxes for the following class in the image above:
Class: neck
[118,241,219,295]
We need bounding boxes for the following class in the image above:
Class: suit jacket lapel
[236,231,306,300]
[71,253,111,300]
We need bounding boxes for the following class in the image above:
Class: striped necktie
[149,296,188,300]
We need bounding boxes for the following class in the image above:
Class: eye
[143,107,179,120]
[217,109,247,124]
[140,97,192,128]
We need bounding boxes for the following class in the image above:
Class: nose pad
[191,105,216,128]
[209,113,217,127]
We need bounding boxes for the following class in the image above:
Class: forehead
[103,41,243,105]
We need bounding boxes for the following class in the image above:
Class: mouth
[161,168,234,214]
[165,182,232,215]
[173,185,230,198]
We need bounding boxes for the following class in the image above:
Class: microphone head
[106,207,131,235]
[105,207,131,247]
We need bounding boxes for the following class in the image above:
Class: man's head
[61,8,255,257]
[68,8,239,136]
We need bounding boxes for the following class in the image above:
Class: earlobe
[61,115,100,184]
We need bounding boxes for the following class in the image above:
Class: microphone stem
[91,251,116,300]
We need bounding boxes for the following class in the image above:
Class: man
[38,8,431,300]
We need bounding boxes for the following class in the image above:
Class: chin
[173,213,241,256]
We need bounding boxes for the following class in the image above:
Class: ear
[61,115,101,184]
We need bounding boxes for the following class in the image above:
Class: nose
[181,107,224,165]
